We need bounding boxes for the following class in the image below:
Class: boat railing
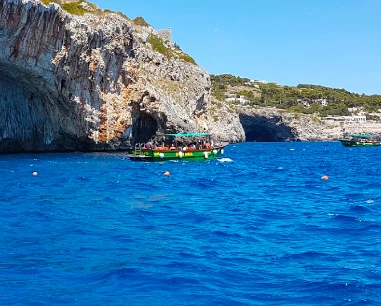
[133,143,145,155]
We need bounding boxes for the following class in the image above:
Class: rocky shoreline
[0,0,379,153]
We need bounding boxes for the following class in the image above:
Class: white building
[297,98,328,107]
[345,115,366,123]
[244,81,260,88]
[316,98,328,106]
[225,95,248,104]
[297,99,310,107]
[323,115,367,123]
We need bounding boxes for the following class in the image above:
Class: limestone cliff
[244,108,346,142]
[209,102,345,142]
[0,0,360,153]
[0,0,212,153]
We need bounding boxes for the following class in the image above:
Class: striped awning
[166,132,210,137]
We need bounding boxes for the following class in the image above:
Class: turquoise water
[1,142,380,305]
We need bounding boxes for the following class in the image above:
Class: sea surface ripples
[1,142,381,305]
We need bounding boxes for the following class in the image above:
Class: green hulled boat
[128,132,229,161]
[339,133,380,147]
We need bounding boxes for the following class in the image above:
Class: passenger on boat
[145,141,153,149]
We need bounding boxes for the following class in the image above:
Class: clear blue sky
[90,0,381,94]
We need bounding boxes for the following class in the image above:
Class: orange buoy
[164,171,170,177]
[321,175,329,180]
[32,171,38,176]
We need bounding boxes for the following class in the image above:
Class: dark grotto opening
[0,63,87,153]
[131,112,158,144]
[239,114,296,142]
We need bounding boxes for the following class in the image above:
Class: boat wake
[217,158,233,163]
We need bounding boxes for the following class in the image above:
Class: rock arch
[239,114,296,142]
[131,112,159,144]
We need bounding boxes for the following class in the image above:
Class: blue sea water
[0,142,381,305]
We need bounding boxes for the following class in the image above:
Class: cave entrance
[0,65,79,153]
[131,112,158,144]
[239,114,296,142]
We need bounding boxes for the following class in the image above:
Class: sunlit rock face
[1,0,334,152]
[0,0,213,153]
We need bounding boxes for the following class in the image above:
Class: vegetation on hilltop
[41,0,90,15]
[148,34,172,57]
[178,53,197,65]
[108,10,131,21]
[40,1,130,18]
[211,74,250,101]
[148,35,196,65]
[40,1,196,65]
[61,1,89,15]
[132,16,151,27]
[211,74,381,117]
[41,0,54,5]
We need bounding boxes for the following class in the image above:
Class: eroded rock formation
[209,102,345,143]
[0,0,213,153]
[0,0,352,153]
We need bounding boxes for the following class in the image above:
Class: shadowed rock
[239,114,296,142]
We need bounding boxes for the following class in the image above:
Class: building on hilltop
[345,115,366,123]
[316,98,328,106]
[324,115,366,123]
[297,98,328,107]
[244,80,267,85]
[297,99,310,107]
[225,95,248,104]
[348,107,365,114]
[244,80,259,88]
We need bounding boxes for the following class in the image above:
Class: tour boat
[339,133,380,147]
[128,132,229,161]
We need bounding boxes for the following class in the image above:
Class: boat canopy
[166,132,210,137]
[348,134,373,139]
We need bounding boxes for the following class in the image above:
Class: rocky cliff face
[209,102,345,143]
[0,0,212,153]
[222,104,381,143]
[0,0,352,153]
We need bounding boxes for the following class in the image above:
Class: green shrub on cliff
[41,0,62,5]
[211,74,250,87]
[62,1,89,15]
[172,43,196,64]
[178,53,196,65]
[133,16,151,27]
[148,34,172,58]
[40,1,90,15]
[100,9,130,20]
[211,74,249,102]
